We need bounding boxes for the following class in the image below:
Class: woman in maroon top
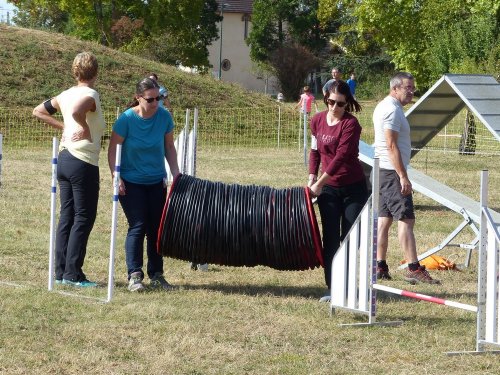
[308,80,368,302]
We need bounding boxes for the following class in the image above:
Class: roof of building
[215,0,253,14]
[405,74,500,155]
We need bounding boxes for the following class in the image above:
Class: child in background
[347,72,358,100]
[295,86,318,114]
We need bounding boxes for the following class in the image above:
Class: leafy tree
[318,0,500,89]
[269,43,320,100]
[11,0,69,32]
[248,0,330,61]
[248,0,330,96]
[10,0,221,68]
[110,16,144,47]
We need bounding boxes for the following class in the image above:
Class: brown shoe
[404,265,441,285]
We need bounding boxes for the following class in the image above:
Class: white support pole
[476,170,488,351]
[106,144,122,303]
[183,108,190,173]
[192,108,198,177]
[369,158,380,323]
[303,101,307,166]
[485,217,499,344]
[277,105,281,149]
[48,137,59,291]
[0,133,3,188]
[298,112,302,152]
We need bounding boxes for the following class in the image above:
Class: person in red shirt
[308,80,368,302]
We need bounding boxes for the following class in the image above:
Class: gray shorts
[378,169,415,220]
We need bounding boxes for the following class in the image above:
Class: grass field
[1,145,499,374]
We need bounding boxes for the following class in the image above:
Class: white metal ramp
[405,74,500,156]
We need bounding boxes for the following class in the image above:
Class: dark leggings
[55,149,99,282]
[317,180,368,289]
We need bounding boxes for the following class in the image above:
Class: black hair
[126,77,160,109]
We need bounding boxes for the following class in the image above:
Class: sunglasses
[141,95,163,103]
[326,98,347,107]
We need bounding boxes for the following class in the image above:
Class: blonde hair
[72,52,98,82]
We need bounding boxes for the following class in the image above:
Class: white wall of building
[207,12,279,95]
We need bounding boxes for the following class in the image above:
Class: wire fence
[1,105,499,155]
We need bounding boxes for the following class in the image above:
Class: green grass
[1,147,500,374]
[1,21,500,375]
[0,25,277,110]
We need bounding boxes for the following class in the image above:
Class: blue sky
[0,0,17,11]
[0,0,16,13]
[0,0,17,23]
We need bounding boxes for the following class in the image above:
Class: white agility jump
[330,159,500,355]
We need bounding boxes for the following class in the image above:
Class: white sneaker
[319,289,331,303]
[128,272,145,292]
[189,262,209,271]
[197,263,209,272]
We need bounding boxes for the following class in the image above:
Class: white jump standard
[330,160,500,355]
[47,138,122,303]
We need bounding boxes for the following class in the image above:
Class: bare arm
[107,131,126,195]
[32,98,64,130]
[71,95,96,142]
[164,132,180,178]
[385,129,412,196]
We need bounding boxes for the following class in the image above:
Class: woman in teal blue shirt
[108,77,180,292]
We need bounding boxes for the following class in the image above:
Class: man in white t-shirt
[373,72,440,285]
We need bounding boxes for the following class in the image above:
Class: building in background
[207,0,279,95]
[0,0,17,25]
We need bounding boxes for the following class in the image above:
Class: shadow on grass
[181,282,324,299]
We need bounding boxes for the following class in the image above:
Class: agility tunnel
[158,174,323,271]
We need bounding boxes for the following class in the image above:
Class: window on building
[242,14,251,39]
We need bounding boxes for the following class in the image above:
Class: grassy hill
[0,25,276,110]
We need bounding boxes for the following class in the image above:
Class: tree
[318,0,500,89]
[269,43,320,100]
[11,0,69,33]
[11,0,221,68]
[247,0,329,96]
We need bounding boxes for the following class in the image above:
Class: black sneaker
[150,273,175,291]
[376,266,392,280]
